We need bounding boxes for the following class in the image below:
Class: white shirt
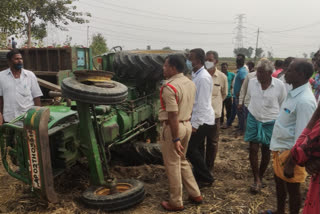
[191,66,215,129]
[239,71,256,107]
[270,83,317,151]
[247,77,286,123]
[0,68,43,122]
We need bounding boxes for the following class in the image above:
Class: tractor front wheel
[61,71,128,105]
[81,179,145,211]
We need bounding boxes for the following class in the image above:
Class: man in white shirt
[186,48,215,187]
[244,58,286,194]
[0,49,43,125]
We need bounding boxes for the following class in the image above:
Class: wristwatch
[172,137,180,143]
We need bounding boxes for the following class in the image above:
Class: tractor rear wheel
[113,50,187,80]
[81,179,145,211]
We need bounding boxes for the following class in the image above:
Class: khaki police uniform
[159,73,200,207]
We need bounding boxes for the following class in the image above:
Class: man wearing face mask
[186,48,215,187]
[204,51,227,172]
[0,49,42,125]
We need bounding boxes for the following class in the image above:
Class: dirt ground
[0,125,310,214]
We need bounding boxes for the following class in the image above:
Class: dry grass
[0,124,309,214]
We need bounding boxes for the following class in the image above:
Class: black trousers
[205,118,220,171]
[221,97,232,124]
[187,124,214,184]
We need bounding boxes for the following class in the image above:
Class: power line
[87,0,234,24]
[68,25,234,47]
[78,0,233,25]
[264,21,320,33]
[87,15,235,36]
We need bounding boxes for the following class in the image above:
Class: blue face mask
[14,63,23,70]
[186,60,193,71]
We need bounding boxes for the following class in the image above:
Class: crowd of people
[159,48,320,214]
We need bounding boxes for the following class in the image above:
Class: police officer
[159,55,202,211]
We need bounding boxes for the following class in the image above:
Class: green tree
[310,52,315,58]
[267,51,273,59]
[90,33,108,56]
[255,48,264,58]
[233,47,248,57]
[0,0,23,48]
[17,0,90,47]
[233,47,254,58]
[162,46,172,51]
[0,0,23,35]
[247,47,254,58]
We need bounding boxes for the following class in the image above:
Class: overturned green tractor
[0,49,187,211]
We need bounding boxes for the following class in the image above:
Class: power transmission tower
[234,14,246,49]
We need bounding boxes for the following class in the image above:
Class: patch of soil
[0,125,310,213]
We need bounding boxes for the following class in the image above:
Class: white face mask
[205,61,214,70]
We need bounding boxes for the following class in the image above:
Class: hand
[174,141,184,157]
[305,159,320,175]
[283,156,295,178]
[284,162,295,178]
[192,127,197,133]
[237,104,243,111]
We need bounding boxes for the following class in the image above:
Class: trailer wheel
[82,179,145,211]
[61,76,128,105]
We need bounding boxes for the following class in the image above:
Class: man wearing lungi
[244,58,286,194]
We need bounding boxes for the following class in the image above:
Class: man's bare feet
[250,182,262,194]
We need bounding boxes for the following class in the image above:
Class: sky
[45,0,320,58]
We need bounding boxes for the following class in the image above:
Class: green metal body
[76,102,105,185]
[0,49,161,201]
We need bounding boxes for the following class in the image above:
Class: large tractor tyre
[82,179,145,211]
[113,50,186,80]
[112,142,163,166]
[61,76,128,105]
